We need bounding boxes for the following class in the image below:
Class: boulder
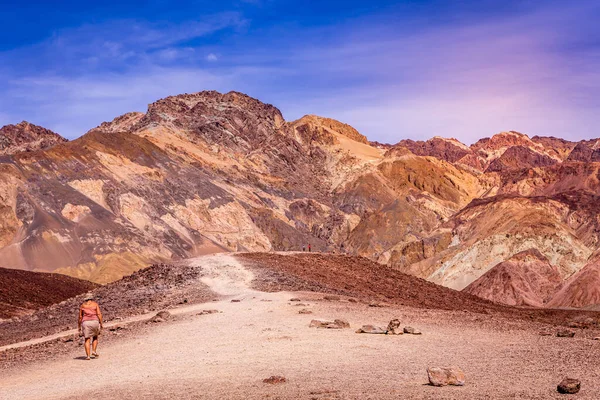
[404,326,422,335]
[556,329,576,338]
[427,366,466,387]
[309,319,349,329]
[356,325,387,334]
[386,319,403,335]
[557,378,581,394]
[323,295,341,301]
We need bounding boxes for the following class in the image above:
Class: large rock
[309,319,349,329]
[386,319,403,335]
[557,378,581,394]
[356,325,387,334]
[403,326,422,335]
[427,366,466,387]
[556,329,576,338]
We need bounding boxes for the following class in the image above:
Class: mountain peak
[0,121,67,156]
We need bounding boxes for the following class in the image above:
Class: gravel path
[2,254,600,399]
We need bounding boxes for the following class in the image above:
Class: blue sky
[0,0,599,143]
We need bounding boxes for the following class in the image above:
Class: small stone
[556,329,576,338]
[593,337,600,341]
[197,310,220,315]
[369,302,384,308]
[231,299,241,303]
[152,317,165,323]
[299,309,313,314]
[355,325,387,334]
[348,298,358,303]
[387,319,403,335]
[155,310,171,319]
[323,295,341,301]
[557,378,581,394]
[294,303,308,307]
[289,298,301,302]
[427,366,466,387]
[404,326,422,335]
[263,376,286,384]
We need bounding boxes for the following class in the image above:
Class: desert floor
[2,254,600,400]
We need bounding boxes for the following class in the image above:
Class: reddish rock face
[547,253,600,309]
[485,146,557,172]
[463,249,562,307]
[0,121,67,155]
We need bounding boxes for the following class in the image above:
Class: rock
[355,325,387,334]
[386,319,403,335]
[109,325,127,332]
[299,309,313,314]
[294,303,308,307]
[556,329,576,338]
[197,310,220,315]
[263,375,286,384]
[289,298,301,302]
[593,337,600,341]
[309,319,349,329]
[557,378,581,394]
[231,299,241,303]
[61,336,75,343]
[403,326,422,335]
[323,295,341,301]
[152,317,165,323]
[348,298,358,303]
[155,310,171,319]
[427,366,466,387]
[369,302,384,308]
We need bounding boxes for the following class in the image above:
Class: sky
[0,0,599,144]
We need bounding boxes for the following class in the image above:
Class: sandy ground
[2,254,600,400]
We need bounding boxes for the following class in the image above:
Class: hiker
[78,294,103,360]
[308,243,311,252]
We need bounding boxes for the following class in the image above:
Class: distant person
[302,245,305,252]
[308,243,311,252]
[78,294,103,360]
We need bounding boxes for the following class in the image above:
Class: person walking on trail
[78,294,103,360]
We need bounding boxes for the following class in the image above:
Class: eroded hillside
[0,90,599,308]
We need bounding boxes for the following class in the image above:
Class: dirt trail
[3,254,600,399]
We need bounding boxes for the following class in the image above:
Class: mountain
[0,90,599,309]
[0,267,97,319]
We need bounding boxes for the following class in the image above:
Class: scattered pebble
[557,378,581,394]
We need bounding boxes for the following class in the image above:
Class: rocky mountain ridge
[1,90,599,309]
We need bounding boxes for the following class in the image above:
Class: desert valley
[1,90,600,399]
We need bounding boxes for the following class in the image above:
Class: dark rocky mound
[0,267,97,319]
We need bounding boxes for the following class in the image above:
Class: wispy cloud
[0,1,599,143]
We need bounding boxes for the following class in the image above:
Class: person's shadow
[73,356,90,360]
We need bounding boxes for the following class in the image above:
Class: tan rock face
[427,366,466,386]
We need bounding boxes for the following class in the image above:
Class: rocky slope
[0,267,97,319]
[1,90,600,308]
